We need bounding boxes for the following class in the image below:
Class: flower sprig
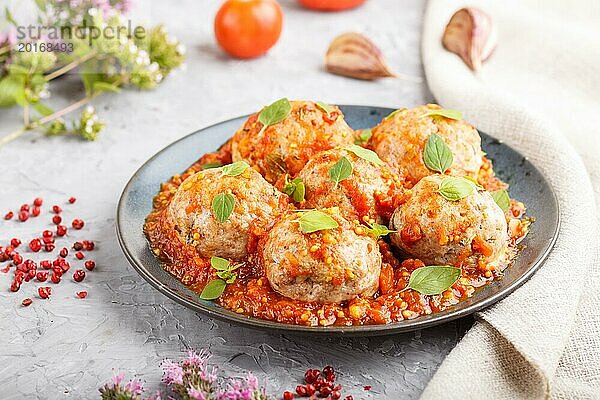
[100,349,271,400]
[0,0,186,146]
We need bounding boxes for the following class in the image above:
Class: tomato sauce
[144,149,529,326]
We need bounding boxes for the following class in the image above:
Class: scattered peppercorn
[56,225,67,236]
[33,197,43,207]
[73,269,85,282]
[20,204,30,212]
[5,211,14,220]
[18,211,29,222]
[29,239,42,252]
[44,243,56,252]
[76,291,88,299]
[282,391,294,400]
[36,271,48,282]
[73,241,83,251]
[68,197,76,204]
[38,286,52,299]
[42,230,53,238]
[32,206,41,217]
[83,240,95,251]
[59,247,68,258]
[10,238,21,247]
[72,219,85,230]
[84,260,96,271]
[50,273,61,284]
[75,251,84,260]
[52,205,62,214]
[22,298,33,307]
[52,215,62,225]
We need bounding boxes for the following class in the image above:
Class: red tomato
[298,0,366,11]
[214,0,283,59]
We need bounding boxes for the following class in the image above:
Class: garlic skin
[442,8,497,71]
[325,32,396,81]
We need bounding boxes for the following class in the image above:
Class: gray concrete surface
[0,1,471,398]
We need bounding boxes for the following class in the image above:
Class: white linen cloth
[420,1,600,399]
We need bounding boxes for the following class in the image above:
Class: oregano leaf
[258,98,292,135]
[492,190,510,212]
[221,161,249,177]
[423,133,453,173]
[438,176,476,201]
[212,192,235,223]
[297,210,339,233]
[407,266,461,295]
[346,144,384,166]
[199,279,226,300]
[423,109,463,120]
[328,157,352,187]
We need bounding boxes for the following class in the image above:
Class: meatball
[389,175,508,268]
[231,100,355,184]
[262,210,381,303]
[297,148,402,222]
[371,104,484,185]
[166,166,287,260]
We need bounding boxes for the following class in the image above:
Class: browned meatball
[389,175,508,268]
[166,166,288,260]
[231,100,355,184]
[371,104,484,185]
[297,148,403,223]
[261,210,381,303]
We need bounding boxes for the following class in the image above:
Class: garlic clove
[325,32,396,81]
[442,8,497,71]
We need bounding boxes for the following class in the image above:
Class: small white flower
[88,7,97,16]
[176,44,186,55]
[39,89,50,99]
[85,105,95,113]
[148,62,159,72]
[167,35,178,45]
[155,73,163,83]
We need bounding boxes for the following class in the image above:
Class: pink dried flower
[184,348,210,367]
[187,386,207,400]
[161,359,184,385]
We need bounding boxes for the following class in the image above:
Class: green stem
[44,50,98,81]
[0,95,97,147]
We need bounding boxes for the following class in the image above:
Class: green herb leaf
[210,256,231,271]
[354,128,372,145]
[407,266,461,295]
[33,0,47,12]
[283,177,306,203]
[92,81,121,94]
[201,162,222,170]
[32,102,54,117]
[297,210,339,233]
[346,144,384,166]
[423,109,463,120]
[0,75,25,107]
[385,109,404,119]
[221,161,249,177]
[199,279,227,300]
[216,270,237,283]
[4,7,18,26]
[365,222,396,239]
[492,190,510,212]
[423,133,453,173]
[328,157,353,188]
[212,192,235,223]
[438,176,476,201]
[258,98,292,134]
[316,102,335,117]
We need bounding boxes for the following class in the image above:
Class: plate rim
[116,105,561,336]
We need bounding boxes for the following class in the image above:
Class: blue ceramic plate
[116,105,560,336]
